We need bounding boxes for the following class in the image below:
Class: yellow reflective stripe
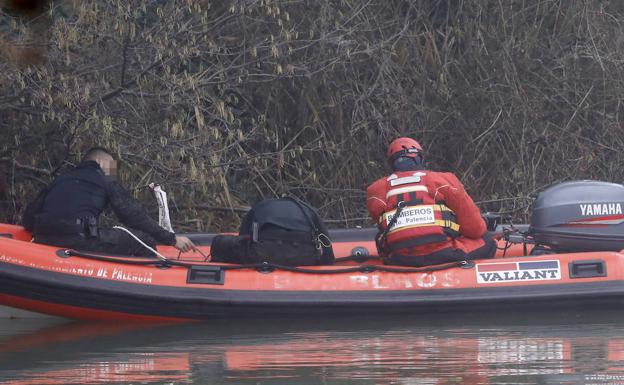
[388,220,461,234]
[432,204,459,233]
[380,203,459,234]
[433,204,453,212]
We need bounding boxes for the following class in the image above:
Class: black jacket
[22,161,176,245]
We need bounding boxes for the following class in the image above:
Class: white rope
[112,225,169,262]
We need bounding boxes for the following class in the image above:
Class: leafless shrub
[1,0,623,230]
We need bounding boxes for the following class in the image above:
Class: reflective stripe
[381,204,460,233]
[386,185,428,198]
[387,220,460,234]
[390,175,422,186]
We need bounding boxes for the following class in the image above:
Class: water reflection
[1,311,624,384]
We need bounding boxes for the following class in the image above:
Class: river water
[1,310,624,385]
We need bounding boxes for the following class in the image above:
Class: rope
[64,250,165,265]
[333,254,382,263]
[255,261,468,274]
[63,249,470,274]
[112,225,169,262]
[376,201,405,257]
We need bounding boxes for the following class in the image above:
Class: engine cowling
[529,180,624,252]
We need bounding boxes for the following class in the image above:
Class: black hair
[83,146,114,161]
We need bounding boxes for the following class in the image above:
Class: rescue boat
[0,180,624,321]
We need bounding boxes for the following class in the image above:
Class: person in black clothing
[22,147,195,256]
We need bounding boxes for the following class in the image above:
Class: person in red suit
[366,137,496,267]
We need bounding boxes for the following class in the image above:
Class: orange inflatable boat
[0,180,623,321]
[0,221,617,321]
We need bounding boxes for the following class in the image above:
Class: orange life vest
[377,171,460,254]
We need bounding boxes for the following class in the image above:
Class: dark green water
[1,311,624,385]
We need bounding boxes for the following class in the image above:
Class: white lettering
[597,203,604,214]
[387,205,436,229]
[349,275,369,286]
[0,255,156,283]
[416,273,436,288]
[371,276,389,289]
[478,269,560,283]
[580,203,622,216]
[112,268,153,284]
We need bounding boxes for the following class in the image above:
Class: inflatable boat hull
[0,224,622,321]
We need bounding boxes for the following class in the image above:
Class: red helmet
[387,137,423,163]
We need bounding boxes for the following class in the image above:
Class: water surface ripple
[1,311,624,384]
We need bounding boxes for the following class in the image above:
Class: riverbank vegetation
[1,0,623,230]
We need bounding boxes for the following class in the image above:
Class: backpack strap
[283,197,318,234]
[252,221,260,242]
[282,196,332,250]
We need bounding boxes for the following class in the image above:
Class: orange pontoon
[2,180,623,321]
[0,221,617,321]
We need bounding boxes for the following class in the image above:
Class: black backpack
[211,197,334,266]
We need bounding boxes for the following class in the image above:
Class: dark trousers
[35,228,158,257]
[385,234,497,267]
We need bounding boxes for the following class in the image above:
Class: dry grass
[1,0,623,230]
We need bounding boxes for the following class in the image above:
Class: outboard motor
[529,180,624,252]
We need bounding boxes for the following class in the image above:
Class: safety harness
[380,203,460,234]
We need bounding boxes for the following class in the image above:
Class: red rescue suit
[366,170,494,266]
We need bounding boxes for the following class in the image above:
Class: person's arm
[366,178,388,225]
[430,173,486,239]
[22,187,48,232]
[106,181,178,245]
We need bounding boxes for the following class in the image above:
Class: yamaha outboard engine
[529,181,624,252]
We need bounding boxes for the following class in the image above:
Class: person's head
[83,147,117,178]
[387,137,424,172]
